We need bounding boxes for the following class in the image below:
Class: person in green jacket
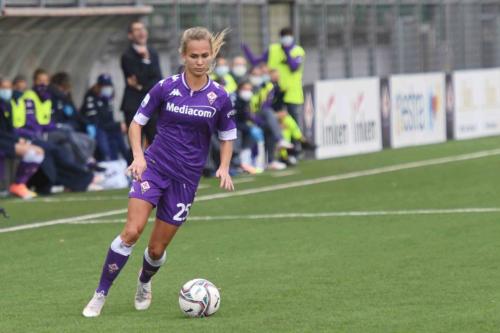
[242,27,305,122]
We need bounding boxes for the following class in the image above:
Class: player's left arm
[216,140,234,191]
[216,95,237,192]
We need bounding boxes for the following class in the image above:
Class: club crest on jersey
[207,91,217,105]
[140,181,150,194]
[108,263,119,274]
[169,89,182,97]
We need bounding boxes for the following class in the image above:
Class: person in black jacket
[49,72,84,132]
[81,74,130,163]
[120,21,162,145]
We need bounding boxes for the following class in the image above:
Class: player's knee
[121,225,141,244]
[148,245,166,260]
[33,145,44,157]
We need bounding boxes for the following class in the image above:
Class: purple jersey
[133,72,237,186]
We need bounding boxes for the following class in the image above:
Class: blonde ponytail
[210,28,229,59]
[179,26,230,58]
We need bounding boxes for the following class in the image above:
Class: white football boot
[134,271,152,310]
[82,291,106,317]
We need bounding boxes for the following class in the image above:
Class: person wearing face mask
[121,20,162,146]
[49,72,83,132]
[230,56,248,85]
[81,74,130,163]
[242,27,305,122]
[21,69,96,170]
[211,57,237,94]
[233,81,265,174]
[247,66,292,170]
[0,77,45,199]
[10,69,52,140]
[7,71,100,194]
[12,75,27,101]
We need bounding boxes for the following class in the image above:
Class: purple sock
[96,236,133,295]
[15,162,40,184]
[139,249,166,283]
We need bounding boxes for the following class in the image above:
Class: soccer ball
[178,278,221,317]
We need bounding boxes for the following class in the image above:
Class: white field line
[4,183,211,204]
[1,148,500,234]
[194,148,500,202]
[232,177,256,184]
[270,170,299,177]
[5,195,127,203]
[67,208,500,225]
[0,209,126,233]
[6,148,500,205]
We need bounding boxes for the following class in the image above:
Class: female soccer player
[83,27,236,317]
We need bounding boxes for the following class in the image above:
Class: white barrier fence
[389,73,446,148]
[314,78,382,159]
[307,68,499,159]
[453,69,500,140]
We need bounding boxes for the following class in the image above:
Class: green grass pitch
[1,136,499,332]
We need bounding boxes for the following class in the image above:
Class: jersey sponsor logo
[207,91,217,105]
[165,102,216,118]
[172,74,180,81]
[159,79,166,86]
[141,94,150,108]
[227,109,236,118]
[169,89,183,97]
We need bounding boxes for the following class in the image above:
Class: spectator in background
[212,56,237,95]
[81,74,130,163]
[12,69,52,140]
[29,69,95,168]
[50,72,83,132]
[269,68,285,111]
[120,20,162,145]
[275,105,316,166]
[9,70,98,193]
[12,75,28,101]
[242,27,306,122]
[231,56,248,85]
[234,81,264,174]
[248,66,291,170]
[0,77,45,199]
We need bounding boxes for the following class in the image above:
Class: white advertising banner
[390,73,446,148]
[314,78,382,159]
[453,68,500,139]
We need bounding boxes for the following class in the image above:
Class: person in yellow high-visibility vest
[242,27,305,122]
[0,77,45,199]
[275,105,316,166]
[211,57,237,95]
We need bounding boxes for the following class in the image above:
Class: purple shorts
[128,164,197,226]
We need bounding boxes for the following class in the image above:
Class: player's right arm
[127,121,146,181]
[127,80,164,181]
